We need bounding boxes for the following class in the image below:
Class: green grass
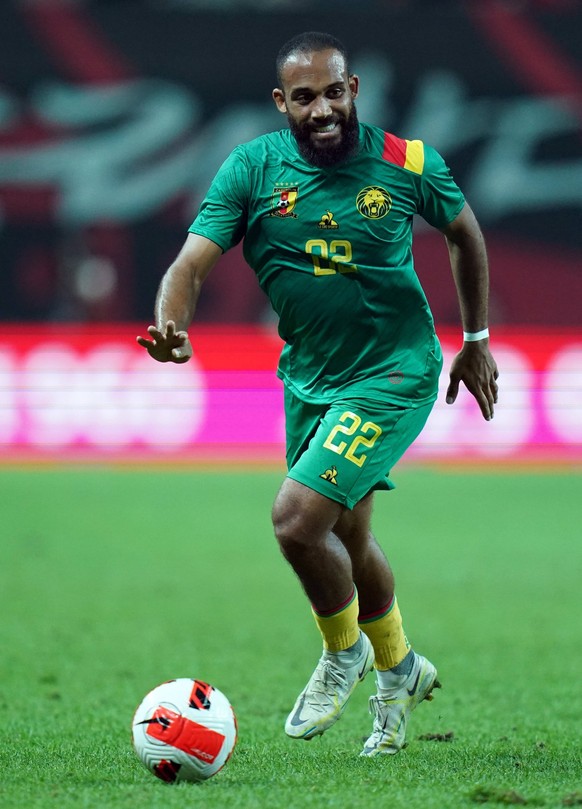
[1,466,581,808]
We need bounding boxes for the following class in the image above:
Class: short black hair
[275,31,350,86]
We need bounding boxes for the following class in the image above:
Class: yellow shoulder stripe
[404,139,424,174]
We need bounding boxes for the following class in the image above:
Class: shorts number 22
[323,411,382,467]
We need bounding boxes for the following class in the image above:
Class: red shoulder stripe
[382,132,407,167]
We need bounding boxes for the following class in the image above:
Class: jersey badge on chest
[317,210,339,230]
[356,186,392,219]
[270,186,299,218]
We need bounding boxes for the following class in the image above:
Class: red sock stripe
[312,587,356,618]
[358,595,395,624]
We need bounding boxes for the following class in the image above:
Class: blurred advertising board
[0,325,580,464]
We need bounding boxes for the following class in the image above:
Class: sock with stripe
[358,595,411,671]
[312,587,360,653]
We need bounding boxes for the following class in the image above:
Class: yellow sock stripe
[312,590,360,652]
[359,596,410,670]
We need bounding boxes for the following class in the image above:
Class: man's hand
[446,341,499,421]
[136,320,192,363]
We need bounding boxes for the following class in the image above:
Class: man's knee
[272,489,309,557]
[271,478,341,559]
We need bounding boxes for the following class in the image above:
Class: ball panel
[153,758,181,783]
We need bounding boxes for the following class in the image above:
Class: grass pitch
[1,466,581,809]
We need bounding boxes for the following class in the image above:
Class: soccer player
[137,32,499,756]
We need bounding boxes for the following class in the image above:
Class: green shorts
[285,389,435,509]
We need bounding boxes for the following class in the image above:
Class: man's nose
[311,95,332,119]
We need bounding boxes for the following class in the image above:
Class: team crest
[318,210,339,229]
[356,186,392,219]
[271,186,298,218]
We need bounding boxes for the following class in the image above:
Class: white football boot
[360,652,440,756]
[285,631,375,740]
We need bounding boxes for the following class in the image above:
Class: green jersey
[189,122,465,406]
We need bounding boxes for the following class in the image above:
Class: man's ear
[272,88,287,114]
[349,74,360,99]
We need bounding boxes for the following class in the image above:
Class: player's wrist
[463,328,489,342]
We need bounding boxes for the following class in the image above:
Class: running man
[138,31,499,756]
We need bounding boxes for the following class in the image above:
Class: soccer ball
[131,678,237,783]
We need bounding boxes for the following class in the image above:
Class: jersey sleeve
[188,146,250,252]
[416,144,465,229]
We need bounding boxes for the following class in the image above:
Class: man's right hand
[136,320,193,363]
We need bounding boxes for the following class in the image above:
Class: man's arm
[137,233,223,363]
[441,202,499,421]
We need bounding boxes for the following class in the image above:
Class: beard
[288,103,360,168]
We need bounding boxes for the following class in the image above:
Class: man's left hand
[446,341,499,421]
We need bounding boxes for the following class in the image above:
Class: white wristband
[463,328,489,342]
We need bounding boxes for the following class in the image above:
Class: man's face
[273,49,360,167]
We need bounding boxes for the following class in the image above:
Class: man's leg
[332,492,394,615]
[333,494,441,756]
[272,478,375,739]
[272,477,350,610]
[334,494,409,668]
[276,395,440,747]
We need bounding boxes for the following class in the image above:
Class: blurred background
[0,0,580,462]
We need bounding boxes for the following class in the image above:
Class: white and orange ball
[132,679,237,783]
